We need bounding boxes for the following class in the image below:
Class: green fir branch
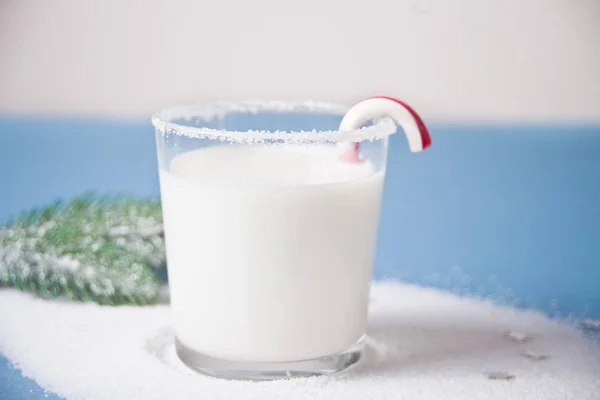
[0,193,166,305]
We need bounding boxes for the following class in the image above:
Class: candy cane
[339,96,432,162]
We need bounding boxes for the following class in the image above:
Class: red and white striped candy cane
[339,96,432,162]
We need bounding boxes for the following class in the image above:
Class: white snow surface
[0,282,599,400]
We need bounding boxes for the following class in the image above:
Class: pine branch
[0,193,166,305]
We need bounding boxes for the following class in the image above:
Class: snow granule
[520,350,550,361]
[505,331,533,343]
[484,371,516,381]
[1,282,599,400]
[582,319,600,331]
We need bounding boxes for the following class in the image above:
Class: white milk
[159,144,385,362]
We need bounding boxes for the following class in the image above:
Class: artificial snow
[1,282,599,400]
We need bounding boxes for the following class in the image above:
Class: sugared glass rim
[151,100,397,144]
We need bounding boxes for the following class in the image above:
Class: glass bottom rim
[175,336,365,381]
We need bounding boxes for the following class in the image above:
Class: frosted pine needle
[0,193,165,305]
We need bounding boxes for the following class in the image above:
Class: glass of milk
[152,101,396,380]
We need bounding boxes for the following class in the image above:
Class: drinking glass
[152,100,396,380]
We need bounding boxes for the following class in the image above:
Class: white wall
[1,0,599,121]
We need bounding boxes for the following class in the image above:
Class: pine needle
[0,193,166,306]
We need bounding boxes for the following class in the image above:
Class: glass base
[175,336,364,381]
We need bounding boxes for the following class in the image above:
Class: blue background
[0,116,599,399]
